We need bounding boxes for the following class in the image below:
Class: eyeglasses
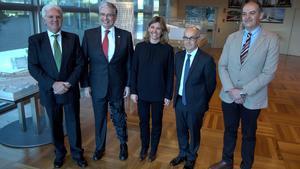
[183,36,199,41]
[100,13,116,18]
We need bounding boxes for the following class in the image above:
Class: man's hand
[130,94,138,103]
[82,87,91,98]
[123,86,130,98]
[228,88,244,104]
[52,81,69,95]
[164,98,171,106]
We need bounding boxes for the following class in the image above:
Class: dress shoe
[169,156,186,166]
[74,157,88,168]
[208,160,233,169]
[119,143,128,160]
[54,157,64,168]
[183,160,195,169]
[139,148,148,161]
[148,152,156,162]
[92,150,104,161]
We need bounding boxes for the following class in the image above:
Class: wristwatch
[240,91,247,98]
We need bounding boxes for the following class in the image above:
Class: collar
[186,47,198,57]
[47,30,61,37]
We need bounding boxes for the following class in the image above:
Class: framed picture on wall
[226,7,285,23]
[228,0,292,8]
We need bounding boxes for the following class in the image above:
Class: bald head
[183,26,200,53]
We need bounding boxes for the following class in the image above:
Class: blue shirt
[241,26,262,49]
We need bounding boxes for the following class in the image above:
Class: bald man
[170,27,216,169]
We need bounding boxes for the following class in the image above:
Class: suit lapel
[111,27,121,62]
[188,48,200,79]
[60,31,69,72]
[41,32,59,74]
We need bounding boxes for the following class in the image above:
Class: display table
[0,73,52,148]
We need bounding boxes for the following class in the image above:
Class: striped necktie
[240,32,252,64]
[52,34,61,71]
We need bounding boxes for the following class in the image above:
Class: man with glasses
[209,1,279,169]
[170,26,216,169]
[81,1,133,161]
[28,4,87,168]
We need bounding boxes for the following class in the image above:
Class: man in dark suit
[169,27,216,169]
[28,4,87,168]
[81,2,133,161]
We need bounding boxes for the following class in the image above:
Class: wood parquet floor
[0,48,299,169]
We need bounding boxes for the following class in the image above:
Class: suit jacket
[174,48,216,112]
[130,41,174,102]
[28,31,83,107]
[81,26,134,101]
[219,29,280,109]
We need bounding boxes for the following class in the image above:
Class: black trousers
[221,101,260,169]
[45,99,83,160]
[92,96,128,152]
[175,96,205,161]
[137,99,164,154]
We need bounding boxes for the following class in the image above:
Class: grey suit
[218,28,279,169]
[219,29,280,109]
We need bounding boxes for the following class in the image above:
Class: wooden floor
[0,48,299,169]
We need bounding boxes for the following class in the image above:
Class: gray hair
[41,4,63,18]
[99,1,118,15]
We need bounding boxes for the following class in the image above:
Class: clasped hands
[228,88,245,104]
[52,81,71,95]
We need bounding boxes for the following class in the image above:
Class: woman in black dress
[130,16,174,162]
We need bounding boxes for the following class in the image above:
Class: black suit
[81,26,133,152]
[28,31,84,160]
[174,48,216,161]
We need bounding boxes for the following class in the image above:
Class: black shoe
[183,160,195,169]
[92,150,104,161]
[169,156,186,166]
[139,148,148,161]
[54,157,64,168]
[74,157,88,168]
[148,152,156,162]
[119,143,128,161]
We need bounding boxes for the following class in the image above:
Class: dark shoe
[148,152,156,162]
[208,160,233,169]
[183,160,195,169]
[54,157,64,168]
[119,143,128,161]
[92,150,104,161]
[139,148,148,161]
[75,157,88,168]
[169,156,186,166]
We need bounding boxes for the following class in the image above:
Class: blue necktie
[182,54,191,105]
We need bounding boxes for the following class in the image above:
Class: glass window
[1,0,32,4]
[0,10,33,51]
[41,0,98,7]
[0,10,33,73]
[41,12,99,40]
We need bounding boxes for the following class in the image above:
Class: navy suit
[28,31,84,160]
[174,48,216,161]
[81,26,133,152]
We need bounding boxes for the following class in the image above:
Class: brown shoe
[208,161,233,169]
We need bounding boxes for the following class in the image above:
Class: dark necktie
[102,30,110,59]
[182,54,191,105]
[240,32,252,64]
[52,34,61,71]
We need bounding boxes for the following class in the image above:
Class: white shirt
[178,48,198,96]
[101,26,115,62]
[47,30,62,57]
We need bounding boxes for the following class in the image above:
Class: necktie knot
[247,32,252,38]
[187,54,191,59]
[52,34,59,39]
[105,30,110,35]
